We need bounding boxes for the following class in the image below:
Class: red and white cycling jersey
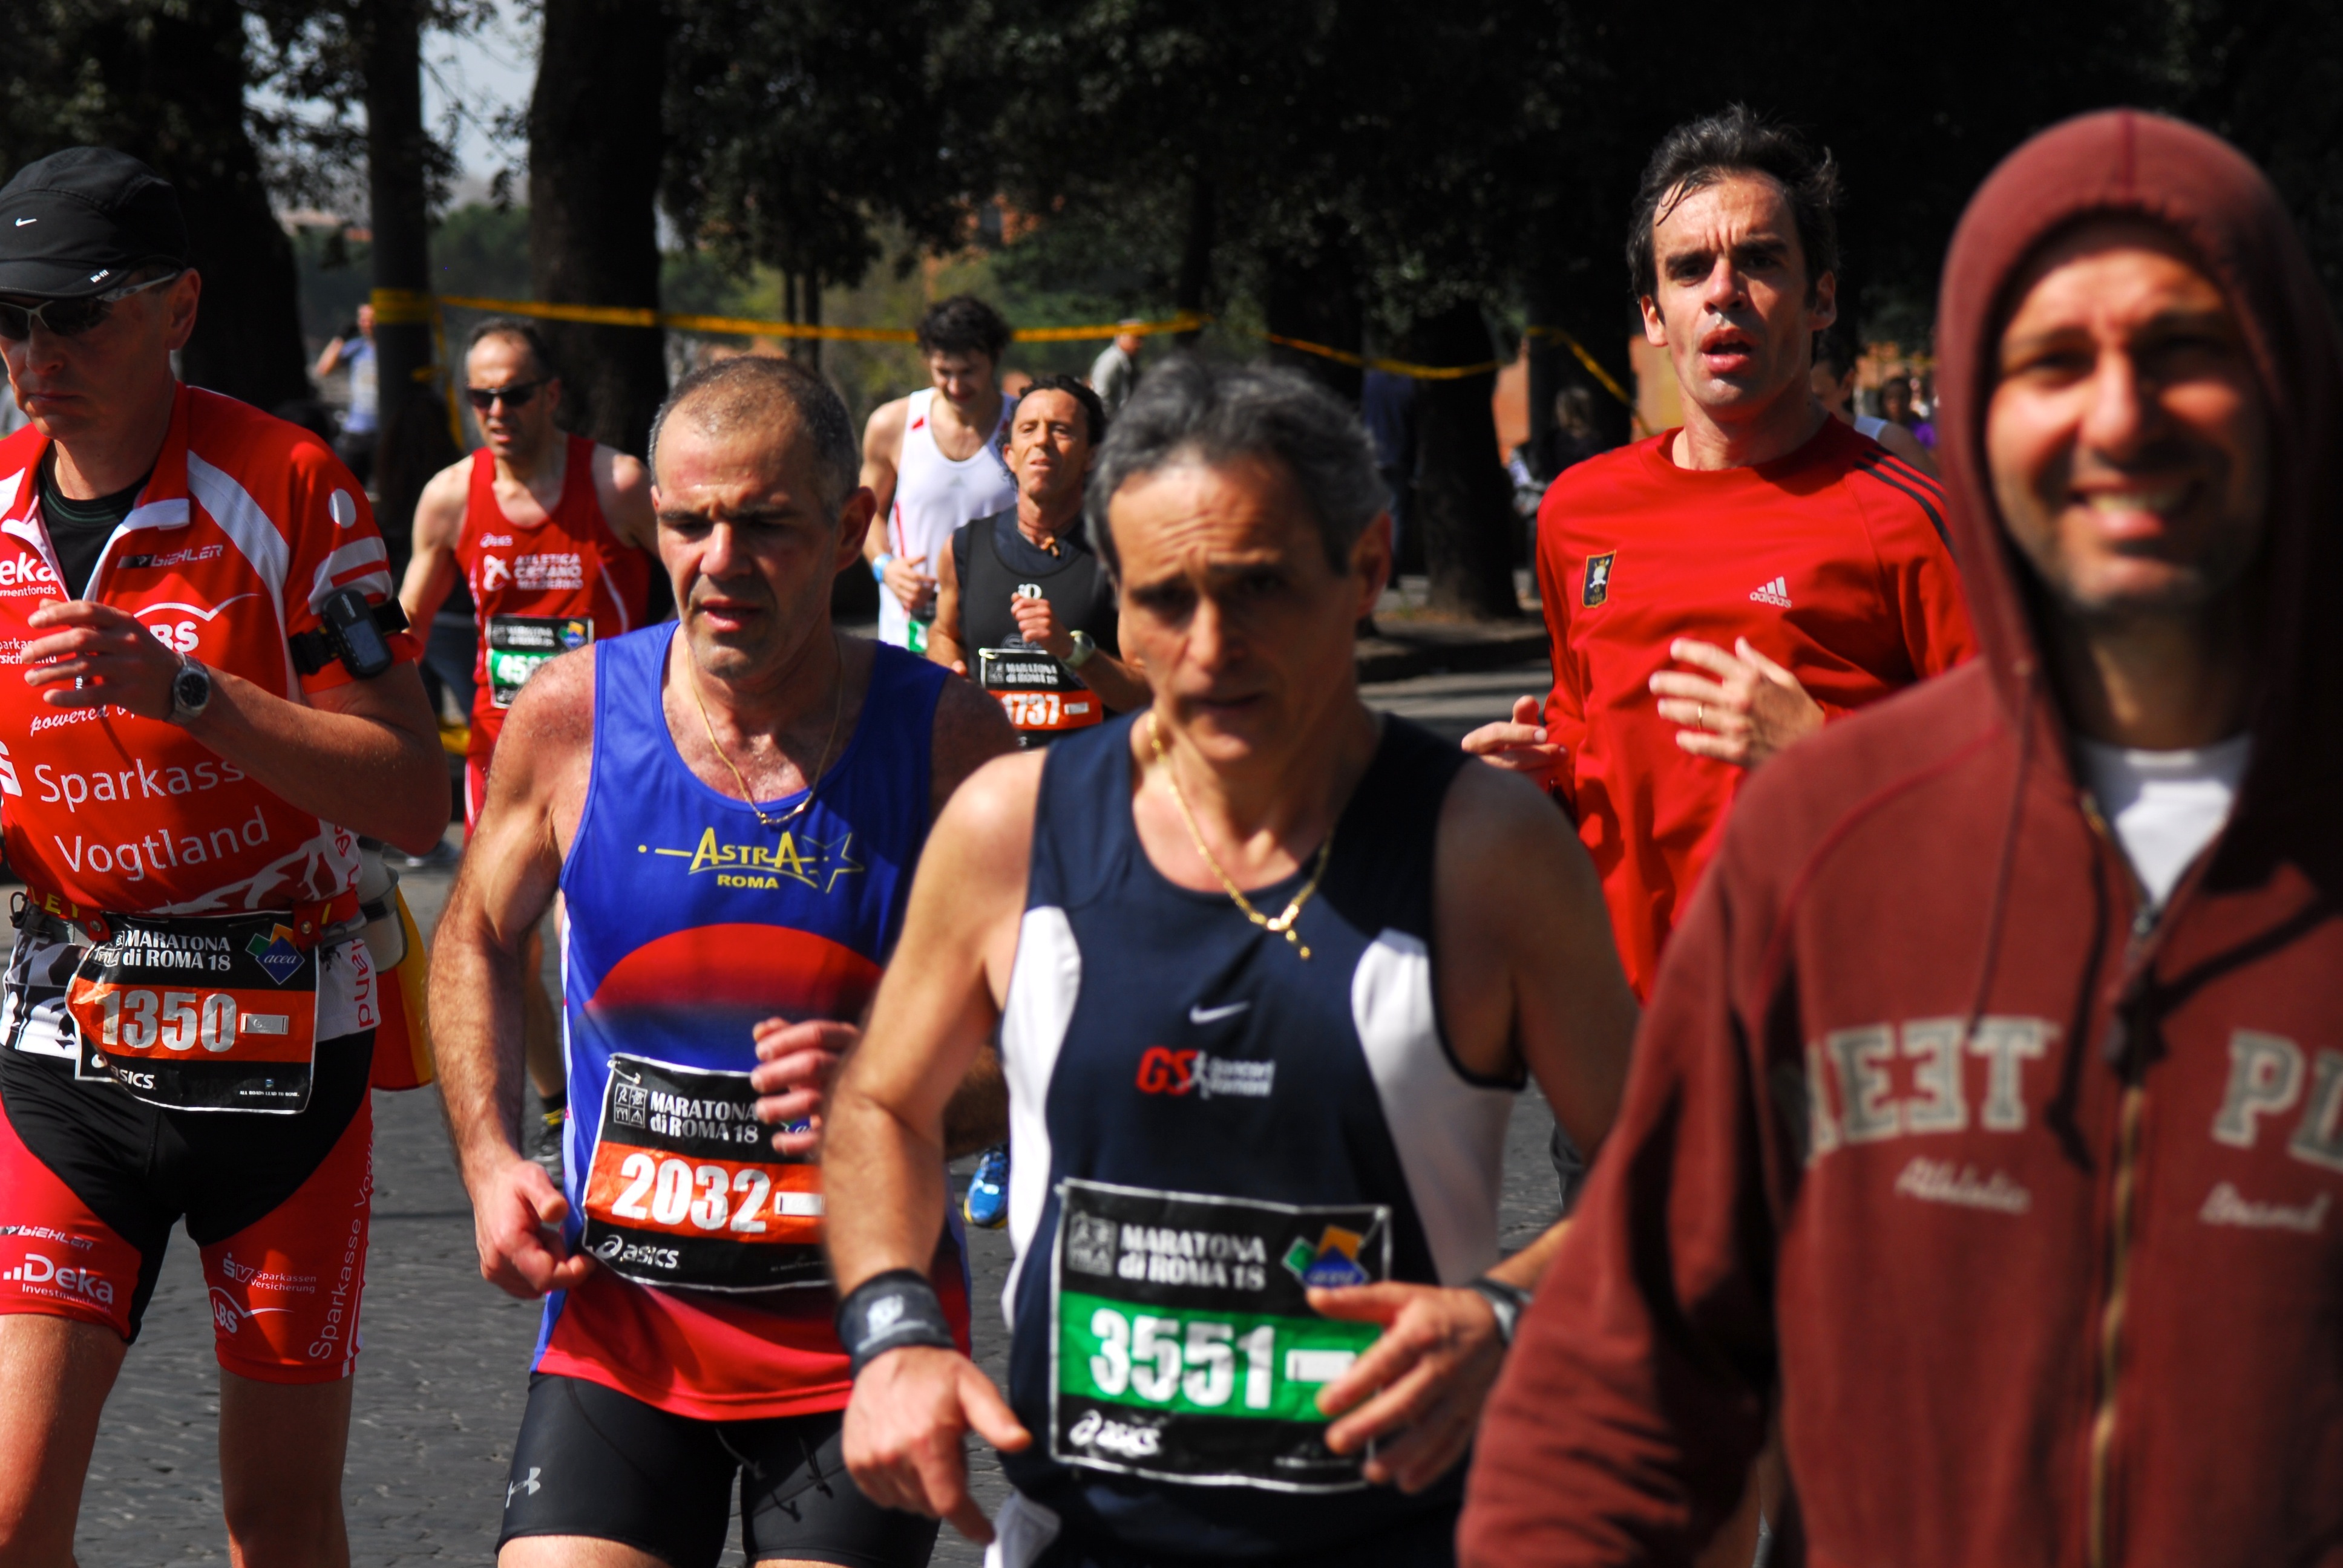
[0,385,419,918]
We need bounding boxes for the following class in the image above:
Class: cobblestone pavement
[72,661,1560,1566]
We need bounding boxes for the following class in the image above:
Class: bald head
[649,354,858,519]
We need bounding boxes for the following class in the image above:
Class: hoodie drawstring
[1961,668,2036,1046]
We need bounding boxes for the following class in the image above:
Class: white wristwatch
[1065,629,1097,668]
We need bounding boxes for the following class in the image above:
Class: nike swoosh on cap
[12,218,34,226]
[1188,1001,1250,1024]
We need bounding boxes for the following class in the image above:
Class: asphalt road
[70,660,1558,1567]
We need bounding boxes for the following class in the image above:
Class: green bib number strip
[1060,1291,1378,1422]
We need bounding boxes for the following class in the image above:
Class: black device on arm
[289,586,407,681]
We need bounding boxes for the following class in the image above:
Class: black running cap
[0,148,190,300]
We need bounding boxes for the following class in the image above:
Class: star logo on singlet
[651,828,864,894]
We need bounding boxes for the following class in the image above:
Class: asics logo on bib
[1135,1046,1275,1100]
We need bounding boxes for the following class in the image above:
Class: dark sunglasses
[0,270,187,343]
[465,380,545,412]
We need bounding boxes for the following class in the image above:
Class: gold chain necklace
[1147,713,1332,959]
[687,638,845,833]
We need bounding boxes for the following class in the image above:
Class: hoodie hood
[1935,110,2343,808]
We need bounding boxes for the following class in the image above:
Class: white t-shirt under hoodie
[2074,733,2253,908]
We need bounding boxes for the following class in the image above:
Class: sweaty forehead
[654,415,808,501]
[467,333,542,381]
[1109,454,1317,571]
[1654,171,1795,258]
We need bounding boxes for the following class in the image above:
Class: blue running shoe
[964,1144,1009,1229]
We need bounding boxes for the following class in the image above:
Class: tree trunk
[362,0,445,564]
[1263,235,1361,405]
[529,0,669,457]
[1175,175,1214,348]
[114,6,309,412]
[1402,303,1518,621]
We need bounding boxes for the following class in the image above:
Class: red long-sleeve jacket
[1464,111,2343,1567]
[1538,417,1974,1000]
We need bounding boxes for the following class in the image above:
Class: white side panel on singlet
[998,903,1081,1328]
[880,388,1017,648]
[1351,930,1510,1286]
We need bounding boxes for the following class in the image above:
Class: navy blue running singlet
[540,627,969,1421]
[997,711,1515,1558]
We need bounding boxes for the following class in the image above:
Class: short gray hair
[1084,359,1385,577]
[648,354,859,518]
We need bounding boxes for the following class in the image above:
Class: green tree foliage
[661,0,978,330]
[0,1,323,410]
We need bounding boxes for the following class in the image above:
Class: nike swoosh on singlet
[1188,1001,1251,1025]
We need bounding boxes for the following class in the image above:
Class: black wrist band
[837,1267,958,1379]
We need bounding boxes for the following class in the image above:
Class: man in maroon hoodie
[1460,109,2343,1566]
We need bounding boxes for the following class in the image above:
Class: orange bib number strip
[996,690,1103,732]
[584,1142,823,1246]
[81,984,313,1065]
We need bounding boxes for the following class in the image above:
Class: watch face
[173,664,209,712]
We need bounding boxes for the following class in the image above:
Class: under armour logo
[506,1467,542,1504]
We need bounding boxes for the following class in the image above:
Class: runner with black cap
[0,147,447,1563]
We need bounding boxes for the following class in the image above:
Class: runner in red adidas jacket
[0,148,442,1564]
[1469,108,1973,1004]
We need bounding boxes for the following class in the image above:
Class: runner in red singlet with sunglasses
[399,318,655,1176]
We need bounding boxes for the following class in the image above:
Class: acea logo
[641,828,862,894]
[246,923,305,984]
[1282,1225,1371,1289]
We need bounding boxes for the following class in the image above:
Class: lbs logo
[6,1253,114,1305]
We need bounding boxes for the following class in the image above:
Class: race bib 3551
[1050,1179,1389,1493]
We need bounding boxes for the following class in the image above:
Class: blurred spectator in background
[1086,319,1144,413]
[1536,385,1610,479]
[1362,365,1418,561]
[1812,330,1936,474]
[1878,367,1916,430]
[314,300,378,487]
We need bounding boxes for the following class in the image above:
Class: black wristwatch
[1465,1274,1535,1347]
[168,653,212,725]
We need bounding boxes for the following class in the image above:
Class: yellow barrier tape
[369,287,437,325]
[1260,330,1504,381]
[1527,325,1634,410]
[382,287,1507,381]
[432,293,1210,345]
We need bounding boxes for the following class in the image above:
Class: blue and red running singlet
[539,626,969,1420]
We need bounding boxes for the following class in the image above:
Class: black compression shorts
[499,1371,942,1568]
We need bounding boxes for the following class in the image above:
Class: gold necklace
[1148,713,1332,959]
[687,638,846,833]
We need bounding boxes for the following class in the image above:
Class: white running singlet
[881,388,1016,650]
